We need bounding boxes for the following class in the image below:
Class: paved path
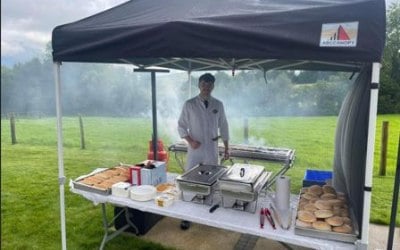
[141,217,399,250]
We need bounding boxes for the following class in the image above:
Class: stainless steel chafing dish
[219,163,272,213]
[176,164,227,205]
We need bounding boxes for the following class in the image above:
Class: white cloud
[1,41,24,56]
[1,0,128,65]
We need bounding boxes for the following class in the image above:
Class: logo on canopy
[320,22,358,47]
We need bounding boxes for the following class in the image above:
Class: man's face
[199,80,214,98]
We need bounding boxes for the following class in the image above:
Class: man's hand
[190,140,201,149]
[185,136,201,149]
[223,148,230,160]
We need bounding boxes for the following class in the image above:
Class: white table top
[70,173,357,250]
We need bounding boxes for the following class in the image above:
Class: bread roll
[333,208,342,216]
[82,176,102,184]
[304,203,318,212]
[114,167,130,177]
[321,193,337,200]
[309,185,323,196]
[156,183,175,192]
[94,172,112,180]
[109,175,128,183]
[340,208,350,217]
[342,216,352,225]
[298,210,317,223]
[315,200,332,210]
[296,219,312,228]
[333,224,352,234]
[95,180,114,189]
[314,209,334,219]
[327,199,344,206]
[322,185,337,194]
[302,192,318,200]
[80,178,96,186]
[312,221,332,231]
[325,216,344,226]
[337,192,347,202]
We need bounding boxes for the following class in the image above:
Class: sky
[1,0,128,66]
[1,0,397,67]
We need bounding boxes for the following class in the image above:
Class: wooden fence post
[79,115,86,149]
[379,121,389,176]
[10,113,17,144]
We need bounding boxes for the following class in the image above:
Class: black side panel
[333,65,371,238]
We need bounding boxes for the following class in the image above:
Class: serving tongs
[269,203,292,230]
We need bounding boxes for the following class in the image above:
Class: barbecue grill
[169,141,295,189]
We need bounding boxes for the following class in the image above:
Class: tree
[379,2,400,113]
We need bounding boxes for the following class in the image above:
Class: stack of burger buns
[79,167,130,190]
[295,184,353,234]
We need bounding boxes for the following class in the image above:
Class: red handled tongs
[265,208,276,230]
[259,207,265,228]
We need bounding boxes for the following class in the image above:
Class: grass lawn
[1,115,399,249]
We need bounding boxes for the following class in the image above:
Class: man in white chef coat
[178,73,230,170]
[177,73,230,229]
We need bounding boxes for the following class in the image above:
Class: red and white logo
[320,22,358,47]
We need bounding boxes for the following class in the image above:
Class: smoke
[2,59,352,148]
[152,72,189,144]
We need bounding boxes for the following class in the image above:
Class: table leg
[99,204,133,250]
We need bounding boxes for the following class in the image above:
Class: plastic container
[147,140,169,170]
[302,169,333,187]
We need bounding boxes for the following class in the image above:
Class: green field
[1,115,399,249]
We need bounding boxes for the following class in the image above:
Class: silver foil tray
[72,181,111,195]
[72,166,129,195]
[72,168,112,195]
[294,220,359,244]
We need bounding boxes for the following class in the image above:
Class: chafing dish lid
[177,164,226,186]
[219,163,265,184]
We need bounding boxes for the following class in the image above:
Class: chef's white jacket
[178,95,229,171]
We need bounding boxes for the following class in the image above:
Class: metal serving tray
[219,166,272,213]
[219,164,267,193]
[73,181,111,195]
[72,167,129,195]
[294,214,359,243]
[176,164,226,205]
[72,169,111,195]
[177,164,227,186]
[294,191,359,243]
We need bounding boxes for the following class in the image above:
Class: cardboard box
[135,160,167,186]
[129,166,142,185]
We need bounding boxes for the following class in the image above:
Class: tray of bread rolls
[294,184,359,243]
[73,166,130,195]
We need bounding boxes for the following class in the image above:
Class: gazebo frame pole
[359,62,380,248]
[54,61,67,250]
[134,68,169,159]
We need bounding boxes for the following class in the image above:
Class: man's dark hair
[199,73,215,83]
